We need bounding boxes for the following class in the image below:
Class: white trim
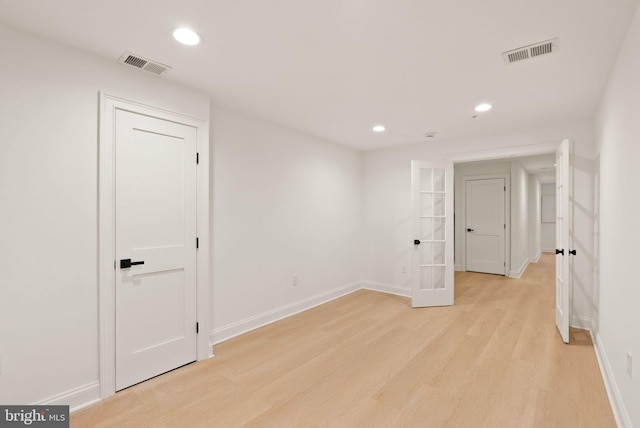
[591,330,632,428]
[542,248,556,253]
[569,315,593,330]
[209,282,362,345]
[446,142,559,164]
[34,382,101,413]
[509,259,529,278]
[98,92,210,399]
[362,281,411,297]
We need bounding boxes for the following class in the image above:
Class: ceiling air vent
[118,51,171,75]
[502,38,559,64]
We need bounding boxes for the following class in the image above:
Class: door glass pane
[421,243,433,265]
[433,266,445,289]
[433,193,446,216]
[420,193,433,217]
[433,242,445,265]
[420,218,433,240]
[433,217,445,240]
[433,168,445,192]
[420,168,433,192]
[420,266,433,290]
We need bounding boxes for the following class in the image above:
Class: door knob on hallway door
[414,239,421,245]
[120,259,145,269]
[569,250,577,256]
[555,249,564,256]
[467,228,474,232]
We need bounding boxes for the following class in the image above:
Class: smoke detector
[118,52,171,75]
[502,38,559,64]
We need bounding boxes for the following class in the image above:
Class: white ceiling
[1,0,637,150]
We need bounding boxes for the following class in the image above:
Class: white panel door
[555,139,572,343]
[411,161,454,308]
[465,178,506,275]
[115,109,198,390]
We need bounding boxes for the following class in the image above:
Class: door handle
[467,228,474,232]
[414,239,421,245]
[120,259,145,269]
[569,250,577,256]
[555,249,564,256]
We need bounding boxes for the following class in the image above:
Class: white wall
[595,2,640,425]
[540,183,556,251]
[209,108,363,341]
[0,24,210,406]
[510,162,529,276]
[528,175,541,261]
[454,161,510,271]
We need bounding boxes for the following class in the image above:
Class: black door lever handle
[120,259,145,269]
[556,249,564,256]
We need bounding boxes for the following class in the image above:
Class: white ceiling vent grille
[118,52,171,75]
[502,38,559,64]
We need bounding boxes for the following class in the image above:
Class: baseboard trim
[569,315,593,330]
[509,259,529,278]
[209,281,361,345]
[591,330,632,428]
[529,251,542,263]
[542,248,555,253]
[362,281,411,298]
[34,381,101,413]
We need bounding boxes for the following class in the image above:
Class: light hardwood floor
[72,254,614,427]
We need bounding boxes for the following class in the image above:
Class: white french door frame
[458,173,510,274]
[98,93,211,399]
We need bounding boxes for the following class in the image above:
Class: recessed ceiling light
[172,28,201,46]
[372,125,386,132]
[474,103,492,112]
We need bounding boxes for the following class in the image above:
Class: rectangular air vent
[118,51,171,75]
[502,38,559,64]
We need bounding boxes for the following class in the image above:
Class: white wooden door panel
[555,139,572,343]
[115,109,197,390]
[465,178,506,275]
[411,161,454,307]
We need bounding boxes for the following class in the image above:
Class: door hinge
[196,237,199,249]
[504,224,506,229]
[504,186,506,191]
[504,261,506,267]
[196,322,199,334]
[196,152,199,164]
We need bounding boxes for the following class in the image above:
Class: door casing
[98,92,211,399]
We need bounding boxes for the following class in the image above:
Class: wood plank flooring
[72,254,614,427]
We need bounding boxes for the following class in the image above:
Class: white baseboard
[542,248,555,253]
[529,251,542,263]
[362,281,411,298]
[569,315,593,330]
[34,381,101,413]
[509,259,529,278]
[591,330,632,428]
[209,281,361,345]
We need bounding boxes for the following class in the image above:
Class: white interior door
[411,161,454,307]
[465,178,506,275]
[115,109,198,390]
[555,139,572,343]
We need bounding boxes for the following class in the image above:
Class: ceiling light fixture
[474,103,492,112]
[172,28,201,46]
[372,125,386,132]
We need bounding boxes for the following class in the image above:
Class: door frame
[98,92,211,399]
[459,174,510,275]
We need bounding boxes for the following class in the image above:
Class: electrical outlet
[627,352,633,377]
[292,275,299,287]
[402,264,407,274]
